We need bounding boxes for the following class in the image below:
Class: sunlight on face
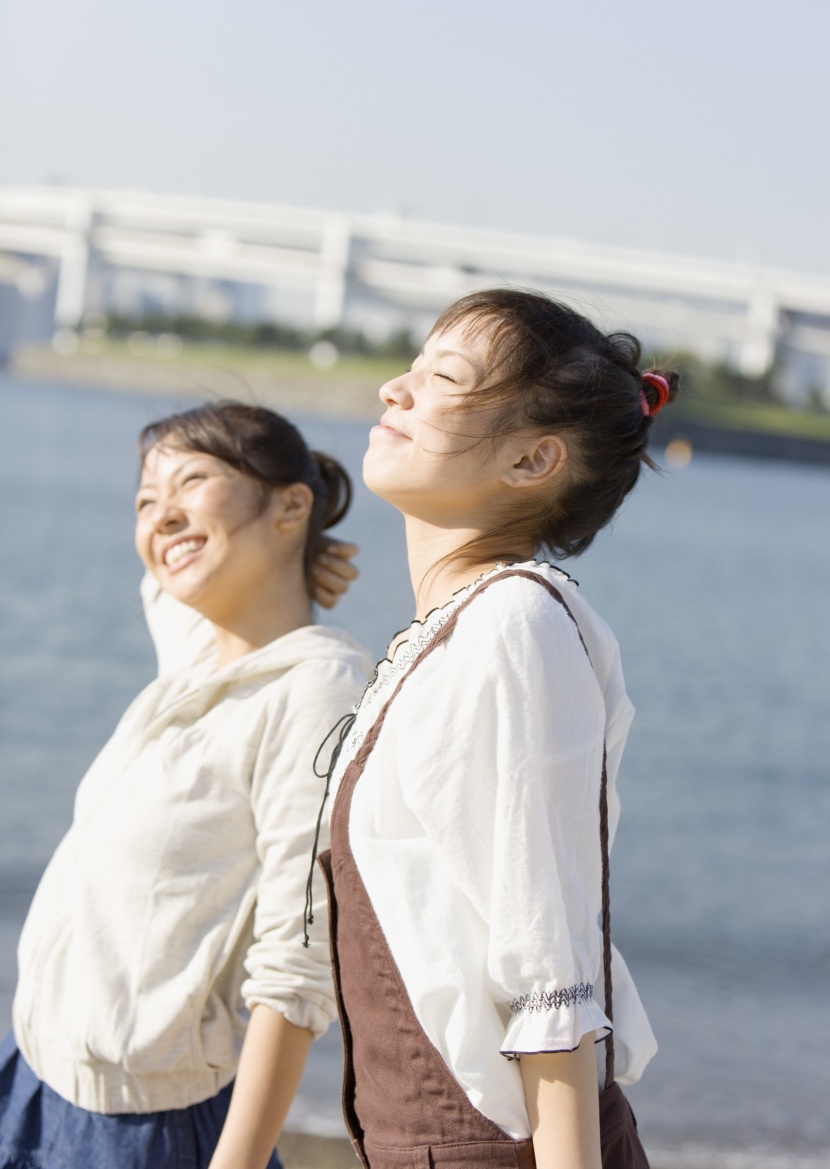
[363,321,506,523]
[134,445,271,617]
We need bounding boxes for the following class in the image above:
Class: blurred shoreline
[6,343,387,420]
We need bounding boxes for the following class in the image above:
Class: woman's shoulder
[452,562,596,640]
[245,625,371,710]
[449,562,624,693]
[215,630,371,775]
[277,624,372,679]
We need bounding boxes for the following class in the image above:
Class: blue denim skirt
[0,1032,282,1169]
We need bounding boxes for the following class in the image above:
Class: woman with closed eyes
[316,290,673,1169]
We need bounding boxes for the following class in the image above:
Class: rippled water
[1,376,828,1165]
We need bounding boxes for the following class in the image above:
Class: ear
[499,434,567,489]
[271,482,315,531]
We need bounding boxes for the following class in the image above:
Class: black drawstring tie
[302,711,357,947]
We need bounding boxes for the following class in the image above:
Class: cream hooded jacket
[13,613,370,1114]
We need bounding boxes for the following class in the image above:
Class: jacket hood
[210,623,371,683]
[195,626,371,687]
[139,623,371,736]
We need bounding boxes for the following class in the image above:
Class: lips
[162,536,206,570]
[376,414,409,439]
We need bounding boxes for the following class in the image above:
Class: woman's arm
[208,1004,312,1169]
[223,656,367,1167]
[520,1041,601,1169]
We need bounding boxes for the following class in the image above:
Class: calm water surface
[1,377,828,1166]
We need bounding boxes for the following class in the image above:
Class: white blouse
[329,562,657,1140]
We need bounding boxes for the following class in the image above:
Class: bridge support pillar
[313,214,350,331]
[54,198,92,331]
[738,283,779,378]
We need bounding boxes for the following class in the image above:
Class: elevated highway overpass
[2,184,829,401]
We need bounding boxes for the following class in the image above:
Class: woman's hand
[208,1005,312,1169]
[311,539,359,608]
[519,1040,602,1169]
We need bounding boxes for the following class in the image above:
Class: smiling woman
[136,448,298,634]
[135,404,349,664]
[0,402,370,1169]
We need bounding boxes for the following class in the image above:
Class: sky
[1,0,828,275]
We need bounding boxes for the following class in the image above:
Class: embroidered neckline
[364,559,576,698]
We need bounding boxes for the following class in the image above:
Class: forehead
[139,444,216,482]
[426,318,493,365]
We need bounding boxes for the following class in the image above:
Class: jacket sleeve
[241,657,363,1037]
[395,578,613,1056]
[140,572,216,676]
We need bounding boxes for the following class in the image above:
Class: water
[1,376,828,1166]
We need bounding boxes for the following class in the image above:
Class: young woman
[0,402,370,1169]
[317,290,670,1169]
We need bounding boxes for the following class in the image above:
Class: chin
[361,451,396,503]
[160,575,209,612]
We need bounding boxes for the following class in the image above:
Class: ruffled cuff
[500,982,611,1060]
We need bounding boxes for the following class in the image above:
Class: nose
[141,497,187,534]
[379,370,414,408]
[155,501,187,532]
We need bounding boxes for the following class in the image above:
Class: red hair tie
[640,372,670,417]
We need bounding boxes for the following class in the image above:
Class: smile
[163,537,206,568]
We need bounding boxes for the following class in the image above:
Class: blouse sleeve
[241,657,363,1038]
[394,577,613,1057]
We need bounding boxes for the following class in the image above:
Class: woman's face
[363,321,507,524]
[135,445,287,620]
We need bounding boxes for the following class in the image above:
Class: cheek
[209,481,262,526]
[190,481,249,533]
[423,401,492,458]
[134,519,152,565]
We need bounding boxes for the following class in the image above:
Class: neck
[208,568,313,666]
[403,515,529,620]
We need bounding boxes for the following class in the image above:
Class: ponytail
[311,451,352,531]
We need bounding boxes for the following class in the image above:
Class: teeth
[164,539,203,566]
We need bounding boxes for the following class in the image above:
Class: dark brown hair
[139,401,351,587]
[430,289,679,561]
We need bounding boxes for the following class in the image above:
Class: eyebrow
[433,347,479,370]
